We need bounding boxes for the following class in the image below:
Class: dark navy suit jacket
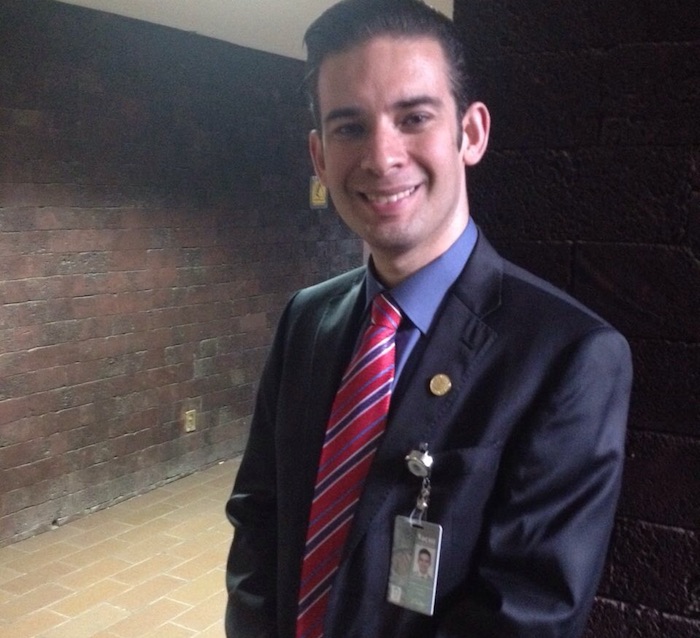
[225,230,633,638]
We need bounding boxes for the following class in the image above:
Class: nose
[360,122,406,175]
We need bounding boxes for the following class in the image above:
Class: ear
[309,129,327,183]
[460,101,490,167]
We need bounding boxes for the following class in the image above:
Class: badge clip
[405,444,433,527]
[405,446,433,478]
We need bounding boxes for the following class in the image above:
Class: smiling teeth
[365,187,416,204]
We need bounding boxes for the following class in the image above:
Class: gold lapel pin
[429,373,452,397]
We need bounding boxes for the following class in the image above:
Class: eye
[401,112,433,130]
[330,122,365,139]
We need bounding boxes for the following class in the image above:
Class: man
[416,549,433,579]
[225,1,633,637]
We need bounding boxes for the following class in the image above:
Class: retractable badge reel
[405,444,433,526]
[387,443,443,616]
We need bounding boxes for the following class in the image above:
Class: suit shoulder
[500,258,611,330]
[265,266,366,372]
[472,249,632,386]
[461,231,614,337]
[292,266,366,310]
[486,257,631,361]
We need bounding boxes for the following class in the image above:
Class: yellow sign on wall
[310,176,328,209]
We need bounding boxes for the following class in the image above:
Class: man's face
[309,35,489,284]
[418,551,431,574]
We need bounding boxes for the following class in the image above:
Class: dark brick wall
[0,0,361,545]
[454,0,699,635]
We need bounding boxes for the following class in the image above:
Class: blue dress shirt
[365,219,478,384]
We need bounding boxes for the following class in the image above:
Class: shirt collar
[366,219,478,334]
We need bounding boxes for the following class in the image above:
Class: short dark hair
[303,0,471,128]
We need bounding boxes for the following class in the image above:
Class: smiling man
[308,33,488,286]
[224,2,633,637]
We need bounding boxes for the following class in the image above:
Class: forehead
[316,35,453,114]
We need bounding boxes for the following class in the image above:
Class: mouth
[362,185,418,205]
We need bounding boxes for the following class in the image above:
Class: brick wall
[0,0,362,545]
[454,0,699,635]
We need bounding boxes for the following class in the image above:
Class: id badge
[387,515,443,616]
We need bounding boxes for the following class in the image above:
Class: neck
[370,215,469,288]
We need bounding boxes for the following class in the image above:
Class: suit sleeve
[224,301,294,638]
[438,327,633,638]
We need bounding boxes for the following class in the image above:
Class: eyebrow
[323,95,444,127]
[395,95,443,110]
[323,107,362,126]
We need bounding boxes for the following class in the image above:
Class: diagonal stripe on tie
[296,293,401,638]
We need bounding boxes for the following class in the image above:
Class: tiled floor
[0,457,241,638]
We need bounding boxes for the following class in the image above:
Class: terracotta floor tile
[0,561,76,597]
[114,517,180,545]
[66,538,133,568]
[0,459,238,638]
[0,459,240,637]
[1,609,70,638]
[111,553,185,586]
[171,590,226,632]
[167,548,226,582]
[112,533,183,564]
[107,597,191,638]
[143,622,197,638]
[194,623,226,638]
[0,583,73,621]
[40,602,130,638]
[58,557,132,590]
[49,578,130,617]
[67,521,134,549]
[169,569,225,606]
[109,574,185,611]
[6,540,79,571]
[0,545,29,565]
[118,501,182,527]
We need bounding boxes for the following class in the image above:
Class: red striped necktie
[296,293,402,638]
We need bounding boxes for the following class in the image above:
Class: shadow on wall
[454,0,699,636]
[0,0,362,547]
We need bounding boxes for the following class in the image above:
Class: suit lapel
[293,273,367,501]
[309,275,366,418]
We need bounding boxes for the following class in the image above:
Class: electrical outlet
[184,409,197,432]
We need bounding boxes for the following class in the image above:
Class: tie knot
[371,293,401,331]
